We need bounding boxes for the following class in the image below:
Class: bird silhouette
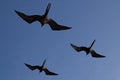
[70,40,105,58]
[24,59,58,75]
[15,3,71,31]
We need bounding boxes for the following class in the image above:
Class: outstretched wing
[24,63,38,70]
[15,10,41,24]
[90,50,105,58]
[48,19,71,30]
[70,43,87,52]
[43,68,58,75]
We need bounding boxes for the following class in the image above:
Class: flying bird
[15,3,71,31]
[24,59,58,75]
[70,40,105,58]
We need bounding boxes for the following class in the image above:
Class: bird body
[25,59,58,75]
[15,3,71,31]
[71,40,105,58]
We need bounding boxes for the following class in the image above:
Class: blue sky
[1,0,120,80]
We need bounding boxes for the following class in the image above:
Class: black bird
[24,59,58,75]
[70,40,105,58]
[15,3,71,31]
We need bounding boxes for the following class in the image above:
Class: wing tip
[24,63,30,67]
[14,10,20,14]
[92,55,106,58]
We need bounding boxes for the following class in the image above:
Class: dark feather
[24,63,38,70]
[71,43,105,58]
[43,68,58,75]
[15,10,41,24]
[41,59,46,67]
[24,60,58,76]
[89,40,96,49]
[70,43,87,52]
[90,50,105,58]
[15,3,71,31]
[48,19,71,30]
[44,3,51,16]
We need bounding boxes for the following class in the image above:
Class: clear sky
[1,0,120,80]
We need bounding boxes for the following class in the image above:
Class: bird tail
[41,59,46,67]
[44,3,51,16]
[89,40,96,49]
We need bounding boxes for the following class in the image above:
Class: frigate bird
[70,40,105,58]
[24,59,58,75]
[15,3,71,31]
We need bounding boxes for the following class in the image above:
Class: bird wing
[24,63,38,70]
[43,68,58,75]
[15,10,41,24]
[48,19,71,30]
[90,50,105,58]
[70,43,87,52]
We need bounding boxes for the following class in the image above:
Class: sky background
[1,0,120,80]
